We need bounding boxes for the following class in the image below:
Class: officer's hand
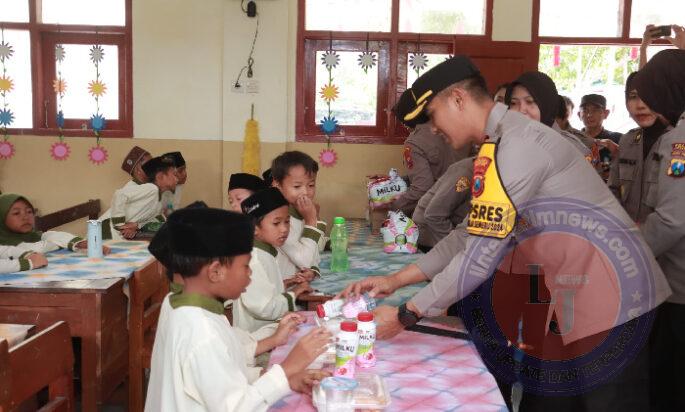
[373,305,404,340]
[597,139,619,156]
[337,275,397,299]
[642,24,656,48]
[668,24,685,50]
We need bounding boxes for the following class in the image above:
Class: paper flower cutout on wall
[409,52,429,72]
[56,111,65,128]
[50,141,71,161]
[88,145,108,165]
[0,76,13,93]
[88,80,107,97]
[319,148,338,167]
[0,108,14,126]
[0,41,13,62]
[320,83,339,103]
[55,44,66,62]
[89,45,105,64]
[90,114,106,132]
[53,78,67,94]
[321,51,340,70]
[357,51,377,73]
[0,140,15,159]
[320,116,339,135]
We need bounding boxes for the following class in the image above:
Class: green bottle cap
[333,216,346,225]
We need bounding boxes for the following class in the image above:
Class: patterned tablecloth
[313,219,426,307]
[0,241,152,286]
[268,313,507,411]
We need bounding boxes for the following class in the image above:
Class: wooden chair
[1,321,74,412]
[35,199,101,232]
[0,340,9,411]
[128,258,169,412]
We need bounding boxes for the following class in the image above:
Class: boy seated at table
[161,151,187,216]
[227,173,267,213]
[100,156,177,240]
[145,207,331,412]
[0,193,109,257]
[232,188,313,334]
[270,152,326,280]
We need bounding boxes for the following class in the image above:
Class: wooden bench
[0,321,74,412]
[35,199,100,232]
[128,258,168,412]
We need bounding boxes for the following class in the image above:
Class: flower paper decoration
[53,78,67,94]
[321,50,340,70]
[320,83,339,103]
[0,41,13,62]
[0,76,13,93]
[88,80,107,97]
[319,148,338,167]
[89,45,105,64]
[357,51,377,73]
[320,116,338,135]
[50,141,71,161]
[56,111,65,128]
[90,114,106,132]
[409,52,429,73]
[88,145,108,165]
[0,108,14,126]
[55,44,66,62]
[0,140,15,159]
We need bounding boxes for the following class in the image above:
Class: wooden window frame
[296,0,494,144]
[1,0,133,138]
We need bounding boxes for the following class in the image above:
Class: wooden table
[0,323,36,348]
[0,278,129,412]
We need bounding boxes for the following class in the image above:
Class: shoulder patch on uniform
[472,156,491,197]
[671,143,685,159]
[403,146,414,169]
[668,143,685,177]
[455,176,470,193]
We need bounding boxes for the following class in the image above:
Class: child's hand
[295,196,317,226]
[116,222,138,239]
[297,268,318,282]
[280,327,331,378]
[288,369,331,394]
[28,253,48,269]
[272,313,304,347]
[292,282,313,297]
[103,245,111,255]
[284,276,306,288]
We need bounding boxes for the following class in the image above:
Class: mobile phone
[653,25,672,38]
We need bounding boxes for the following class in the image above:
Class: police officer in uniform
[633,49,685,412]
[412,157,473,251]
[342,56,672,410]
[390,89,470,217]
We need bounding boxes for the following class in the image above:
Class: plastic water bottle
[330,216,349,272]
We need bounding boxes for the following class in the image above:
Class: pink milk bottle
[356,312,377,368]
[334,321,359,378]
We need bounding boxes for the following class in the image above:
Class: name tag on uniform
[467,143,517,239]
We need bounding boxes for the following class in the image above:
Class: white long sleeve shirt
[277,206,323,278]
[99,181,163,239]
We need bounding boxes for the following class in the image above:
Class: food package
[367,169,407,208]
[380,211,418,254]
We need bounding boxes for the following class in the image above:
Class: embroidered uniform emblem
[455,176,470,193]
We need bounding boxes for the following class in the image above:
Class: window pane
[1,30,32,128]
[306,0,391,32]
[315,51,377,126]
[630,0,685,38]
[0,0,29,23]
[399,0,486,34]
[539,0,621,37]
[539,44,640,133]
[57,44,119,120]
[406,53,452,88]
[42,0,125,26]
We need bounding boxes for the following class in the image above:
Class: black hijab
[505,71,559,127]
[634,49,685,127]
[626,71,669,159]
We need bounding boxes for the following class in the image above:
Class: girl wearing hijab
[0,193,109,260]
[504,71,597,165]
[607,72,670,223]
[633,49,685,412]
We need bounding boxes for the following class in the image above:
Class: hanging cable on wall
[234,1,260,89]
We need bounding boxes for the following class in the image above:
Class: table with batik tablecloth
[268,312,507,411]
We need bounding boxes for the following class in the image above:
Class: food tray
[312,373,391,410]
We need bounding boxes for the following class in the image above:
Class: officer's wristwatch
[397,303,422,327]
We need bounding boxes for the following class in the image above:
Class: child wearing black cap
[160,151,186,216]
[227,173,267,213]
[145,208,331,411]
[99,156,177,240]
[233,188,313,333]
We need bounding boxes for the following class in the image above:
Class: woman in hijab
[633,49,685,412]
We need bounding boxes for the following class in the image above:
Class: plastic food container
[313,373,391,410]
